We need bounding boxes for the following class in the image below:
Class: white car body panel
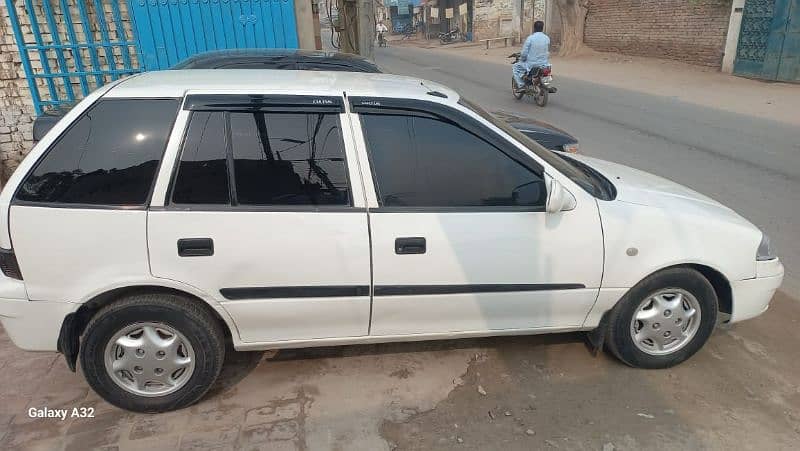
[0,70,783,353]
[371,290,601,335]
[366,212,603,334]
[568,155,762,286]
[10,207,150,303]
[0,297,78,350]
[147,211,372,342]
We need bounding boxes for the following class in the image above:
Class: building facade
[418,0,545,43]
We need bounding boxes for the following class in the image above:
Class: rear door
[147,94,371,344]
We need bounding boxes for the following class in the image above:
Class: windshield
[458,97,615,200]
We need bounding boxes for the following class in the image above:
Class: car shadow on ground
[208,332,593,402]
[262,332,589,363]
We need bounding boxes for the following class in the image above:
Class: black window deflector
[184,94,344,113]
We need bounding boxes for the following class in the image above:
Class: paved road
[374,45,800,298]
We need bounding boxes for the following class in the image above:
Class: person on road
[513,21,550,92]
[376,21,389,43]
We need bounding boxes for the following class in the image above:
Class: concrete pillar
[295,0,317,50]
[721,0,745,73]
[357,0,375,60]
[513,0,523,44]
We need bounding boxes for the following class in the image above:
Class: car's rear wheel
[605,268,718,368]
[80,293,225,412]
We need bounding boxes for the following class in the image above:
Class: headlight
[562,142,579,153]
[756,233,777,261]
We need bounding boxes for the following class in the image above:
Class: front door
[147,95,371,344]
[350,98,604,336]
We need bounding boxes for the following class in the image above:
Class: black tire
[80,293,226,412]
[512,78,524,100]
[534,86,548,107]
[605,267,718,369]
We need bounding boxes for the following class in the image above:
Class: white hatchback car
[0,70,783,412]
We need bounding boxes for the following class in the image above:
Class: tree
[554,0,589,56]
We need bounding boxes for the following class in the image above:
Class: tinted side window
[172,112,230,204]
[361,114,546,208]
[229,112,349,205]
[16,99,179,205]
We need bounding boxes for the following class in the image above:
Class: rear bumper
[729,259,784,323]
[0,297,77,351]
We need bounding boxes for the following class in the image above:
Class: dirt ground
[1,292,798,450]
[381,292,800,451]
[388,38,800,127]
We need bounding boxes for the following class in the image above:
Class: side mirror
[545,175,576,213]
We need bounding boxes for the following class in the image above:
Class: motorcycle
[508,52,557,107]
[401,23,417,40]
[377,31,387,47]
[438,27,465,45]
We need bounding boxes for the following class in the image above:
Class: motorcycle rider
[376,21,389,44]
[513,21,550,92]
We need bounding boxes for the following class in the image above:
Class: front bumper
[729,259,784,323]
[0,297,77,351]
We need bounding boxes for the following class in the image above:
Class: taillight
[542,67,552,76]
[0,248,23,280]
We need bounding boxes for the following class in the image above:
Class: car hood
[568,154,730,210]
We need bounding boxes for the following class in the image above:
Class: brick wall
[0,1,137,182]
[0,6,35,184]
[472,0,545,42]
[584,0,732,67]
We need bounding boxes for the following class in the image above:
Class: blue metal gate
[128,0,299,71]
[734,0,800,82]
[5,0,141,115]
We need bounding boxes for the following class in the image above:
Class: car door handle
[395,237,426,255]
[177,238,214,257]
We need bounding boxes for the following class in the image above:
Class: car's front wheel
[80,293,225,412]
[605,268,718,368]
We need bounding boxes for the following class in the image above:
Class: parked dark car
[32,104,74,142]
[33,50,579,153]
[492,111,579,153]
[172,49,382,73]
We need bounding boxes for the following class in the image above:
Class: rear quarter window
[15,98,179,206]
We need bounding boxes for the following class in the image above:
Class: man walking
[513,21,550,92]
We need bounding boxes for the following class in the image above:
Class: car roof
[106,70,459,102]
[172,49,381,72]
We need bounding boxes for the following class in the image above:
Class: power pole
[336,0,374,59]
